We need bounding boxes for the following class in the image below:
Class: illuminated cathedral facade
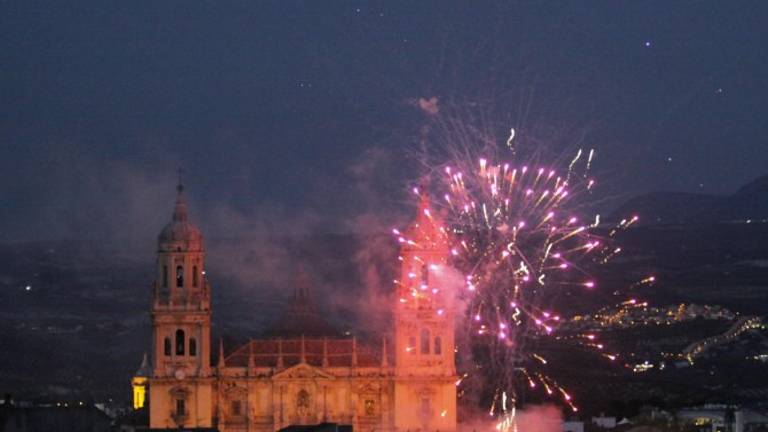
[138,183,457,431]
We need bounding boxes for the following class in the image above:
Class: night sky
[2,1,767,243]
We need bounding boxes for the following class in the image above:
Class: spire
[405,187,448,252]
[380,336,388,368]
[158,172,203,251]
[416,189,435,228]
[217,338,225,368]
[300,335,306,364]
[419,189,431,216]
[172,172,189,223]
[135,352,151,377]
[415,176,432,216]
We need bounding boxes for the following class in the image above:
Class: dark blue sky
[2,1,767,242]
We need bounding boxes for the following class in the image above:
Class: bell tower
[149,181,213,429]
[393,193,457,431]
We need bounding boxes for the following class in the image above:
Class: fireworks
[395,135,652,428]
[436,155,611,415]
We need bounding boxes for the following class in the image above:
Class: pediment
[358,381,380,394]
[223,382,248,397]
[169,386,189,398]
[272,363,334,381]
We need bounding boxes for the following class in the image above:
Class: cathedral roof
[218,270,395,369]
[158,182,203,252]
[223,337,387,368]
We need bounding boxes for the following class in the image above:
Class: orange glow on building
[140,183,457,431]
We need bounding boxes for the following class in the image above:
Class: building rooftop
[223,337,388,368]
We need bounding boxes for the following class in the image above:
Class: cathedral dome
[263,268,340,338]
[158,184,204,252]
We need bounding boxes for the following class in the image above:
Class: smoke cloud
[459,404,563,432]
[418,96,440,115]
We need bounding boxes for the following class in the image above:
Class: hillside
[611,174,768,225]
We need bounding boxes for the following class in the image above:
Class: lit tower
[132,353,150,409]
[393,193,457,431]
[148,181,213,429]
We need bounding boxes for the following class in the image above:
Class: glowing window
[365,399,375,416]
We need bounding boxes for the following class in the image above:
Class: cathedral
[137,183,458,431]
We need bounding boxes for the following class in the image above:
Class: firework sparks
[393,119,647,429]
[506,128,516,153]
[393,142,645,427]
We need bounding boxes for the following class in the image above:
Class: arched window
[189,338,197,356]
[176,329,185,355]
[162,266,168,288]
[408,336,416,355]
[176,399,185,416]
[420,328,430,354]
[434,336,442,355]
[192,266,198,287]
[164,337,172,356]
[176,265,184,287]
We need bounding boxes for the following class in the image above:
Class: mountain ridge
[611,174,768,225]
